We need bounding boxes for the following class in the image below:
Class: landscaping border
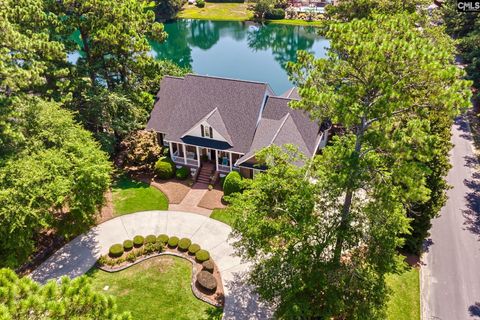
[98,251,224,307]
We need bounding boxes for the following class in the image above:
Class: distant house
[147,74,330,179]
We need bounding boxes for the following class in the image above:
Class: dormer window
[201,124,214,139]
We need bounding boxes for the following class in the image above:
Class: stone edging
[98,251,224,308]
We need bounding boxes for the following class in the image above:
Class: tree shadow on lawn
[113,176,150,190]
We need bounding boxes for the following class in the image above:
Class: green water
[150,20,328,94]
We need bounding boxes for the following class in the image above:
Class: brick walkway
[169,183,212,216]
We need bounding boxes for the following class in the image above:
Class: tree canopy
[227,13,471,319]
[0,268,131,319]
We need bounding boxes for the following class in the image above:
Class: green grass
[111,176,168,216]
[178,3,254,21]
[386,268,420,320]
[87,256,221,320]
[210,208,235,226]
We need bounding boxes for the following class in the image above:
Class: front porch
[167,141,241,174]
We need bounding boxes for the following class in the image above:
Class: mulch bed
[198,187,227,210]
[99,248,224,307]
[130,172,191,204]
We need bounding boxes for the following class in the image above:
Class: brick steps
[195,163,215,184]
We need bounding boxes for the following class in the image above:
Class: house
[146,74,330,179]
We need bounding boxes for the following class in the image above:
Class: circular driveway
[31,211,272,319]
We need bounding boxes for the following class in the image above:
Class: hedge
[157,234,169,244]
[176,166,190,180]
[109,244,124,258]
[196,0,205,8]
[223,171,242,196]
[154,157,175,179]
[195,249,210,262]
[265,8,285,19]
[197,270,217,291]
[188,243,201,254]
[178,238,192,251]
[145,235,157,244]
[123,240,133,251]
[168,236,179,248]
[133,235,144,247]
[202,260,214,273]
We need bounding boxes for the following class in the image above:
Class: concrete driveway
[31,210,273,319]
[421,116,480,320]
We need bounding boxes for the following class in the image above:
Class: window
[201,124,213,138]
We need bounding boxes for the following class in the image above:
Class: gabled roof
[147,74,272,154]
[280,87,301,100]
[181,108,233,146]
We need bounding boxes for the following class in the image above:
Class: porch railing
[172,151,198,167]
[217,164,231,172]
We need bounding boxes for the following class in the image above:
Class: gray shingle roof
[147,74,271,154]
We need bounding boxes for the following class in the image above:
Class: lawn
[111,176,169,216]
[210,208,235,226]
[87,256,220,320]
[178,3,254,21]
[386,268,420,320]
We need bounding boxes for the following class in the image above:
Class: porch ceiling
[181,135,232,150]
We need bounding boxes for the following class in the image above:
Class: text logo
[457,0,480,11]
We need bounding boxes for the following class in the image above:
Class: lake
[150,20,329,94]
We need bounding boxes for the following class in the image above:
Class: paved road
[422,116,480,320]
[31,210,273,320]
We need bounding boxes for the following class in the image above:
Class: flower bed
[97,234,224,307]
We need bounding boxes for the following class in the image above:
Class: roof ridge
[270,113,291,145]
[186,74,268,86]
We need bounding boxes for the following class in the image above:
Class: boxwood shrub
[195,249,210,262]
[197,270,217,291]
[178,238,192,251]
[223,171,242,196]
[176,166,190,180]
[154,157,175,179]
[168,236,179,248]
[109,244,124,258]
[202,260,214,273]
[157,234,169,244]
[133,235,144,247]
[188,243,201,254]
[123,240,133,251]
[145,234,156,244]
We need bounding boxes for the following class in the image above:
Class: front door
[210,149,216,163]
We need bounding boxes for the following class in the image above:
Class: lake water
[150,20,329,94]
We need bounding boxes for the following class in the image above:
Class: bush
[168,236,179,248]
[196,0,205,7]
[144,243,156,254]
[265,8,285,19]
[178,238,192,251]
[202,260,214,273]
[197,270,217,292]
[206,0,243,2]
[126,252,136,263]
[195,249,210,262]
[223,171,242,196]
[188,243,201,254]
[154,157,175,179]
[119,130,161,168]
[98,255,108,266]
[157,234,169,244]
[123,240,133,251]
[145,235,157,244]
[109,244,124,258]
[176,166,190,180]
[133,235,144,247]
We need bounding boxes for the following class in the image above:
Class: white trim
[181,108,218,138]
[182,144,187,165]
[166,140,244,156]
[196,146,200,167]
[229,152,233,171]
[169,141,174,159]
[215,150,219,171]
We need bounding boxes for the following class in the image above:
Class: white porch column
[169,141,174,159]
[196,146,200,167]
[215,150,218,171]
[229,152,233,171]
[182,144,187,165]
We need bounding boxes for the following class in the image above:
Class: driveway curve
[31,210,272,319]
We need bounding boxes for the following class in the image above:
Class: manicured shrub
[223,171,242,196]
[123,240,133,251]
[197,270,217,292]
[133,235,144,247]
[145,234,157,244]
[202,260,214,273]
[144,243,156,254]
[98,255,108,266]
[154,157,175,179]
[176,166,190,180]
[109,244,124,258]
[178,238,192,251]
[126,252,136,263]
[157,234,169,244]
[188,243,201,254]
[168,236,179,248]
[195,249,210,262]
[196,0,205,7]
[265,8,285,19]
